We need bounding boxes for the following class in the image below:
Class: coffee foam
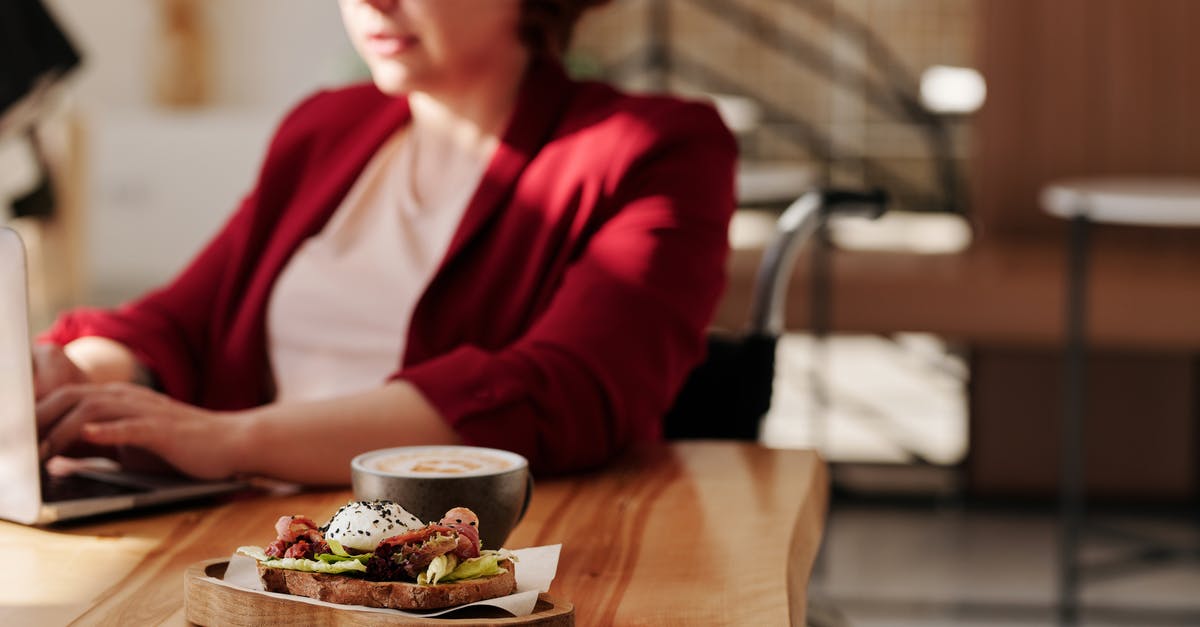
[365,447,519,477]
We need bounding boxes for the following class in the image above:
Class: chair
[665,187,889,440]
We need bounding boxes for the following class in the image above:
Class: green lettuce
[427,550,513,585]
[326,538,352,557]
[237,546,369,575]
[417,554,459,586]
[315,539,371,564]
[236,545,515,584]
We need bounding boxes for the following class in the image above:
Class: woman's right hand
[32,343,89,401]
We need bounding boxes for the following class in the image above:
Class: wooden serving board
[184,559,574,626]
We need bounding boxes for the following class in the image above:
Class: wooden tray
[184,559,574,626]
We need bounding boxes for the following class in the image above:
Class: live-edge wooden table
[0,442,828,626]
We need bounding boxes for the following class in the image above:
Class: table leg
[1059,215,1090,626]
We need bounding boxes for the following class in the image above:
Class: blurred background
[3,1,1199,625]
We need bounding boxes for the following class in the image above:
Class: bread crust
[257,559,516,610]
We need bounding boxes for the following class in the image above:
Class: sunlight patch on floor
[760,333,968,466]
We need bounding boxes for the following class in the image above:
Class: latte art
[370,448,516,476]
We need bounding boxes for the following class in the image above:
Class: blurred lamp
[919,65,986,115]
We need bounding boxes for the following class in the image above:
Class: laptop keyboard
[40,471,151,503]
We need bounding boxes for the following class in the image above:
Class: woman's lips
[365,33,418,57]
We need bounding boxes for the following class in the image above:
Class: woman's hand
[32,343,88,400]
[36,382,247,480]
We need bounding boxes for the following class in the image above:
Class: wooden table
[0,442,828,626]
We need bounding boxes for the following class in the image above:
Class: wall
[45,0,358,113]
[963,0,1200,501]
[971,0,1200,238]
[42,0,360,303]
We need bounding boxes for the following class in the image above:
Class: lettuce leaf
[315,539,371,564]
[315,552,370,564]
[436,550,512,584]
[417,554,458,586]
[326,538,351,557]
[236,546,368,575]
[235,545,515,583]
[237,546,269,561]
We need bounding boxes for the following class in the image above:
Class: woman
[34,0,736,483]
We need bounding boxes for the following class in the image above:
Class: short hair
[519,0,610,58]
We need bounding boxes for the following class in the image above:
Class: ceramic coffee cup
[351,445,532,550]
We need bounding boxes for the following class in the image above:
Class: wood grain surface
[0,442,827,626]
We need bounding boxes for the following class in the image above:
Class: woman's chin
[368,66,426,96]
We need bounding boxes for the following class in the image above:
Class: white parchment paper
[209,544,561,618]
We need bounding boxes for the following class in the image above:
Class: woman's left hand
[36,382,247,480]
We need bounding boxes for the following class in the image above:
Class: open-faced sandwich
[238,500,516,610]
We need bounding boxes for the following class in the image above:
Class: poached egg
[323,500,424,552]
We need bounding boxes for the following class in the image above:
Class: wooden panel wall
[971,0,1200,238]
[970,348,1196,500]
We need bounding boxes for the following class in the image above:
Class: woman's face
[339,0,526,95]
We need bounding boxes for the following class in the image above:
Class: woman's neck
[407,49,531,155]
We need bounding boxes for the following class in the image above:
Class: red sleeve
[399,104,737,474]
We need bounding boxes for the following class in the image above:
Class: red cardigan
[42,61,737,474]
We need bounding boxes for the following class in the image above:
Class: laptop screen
[0,227,45,524]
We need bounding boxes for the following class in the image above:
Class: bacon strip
[439,507,482,557]
[370,525,460,579]
[377,524,457,548]
[274,515,324,543]
[267,515,326,558]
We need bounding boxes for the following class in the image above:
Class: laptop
[0,226,244,524]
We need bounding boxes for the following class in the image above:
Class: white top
[266,128,489,403]
[1040,177,1200,227]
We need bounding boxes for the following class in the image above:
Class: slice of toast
[257,559,516,610]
